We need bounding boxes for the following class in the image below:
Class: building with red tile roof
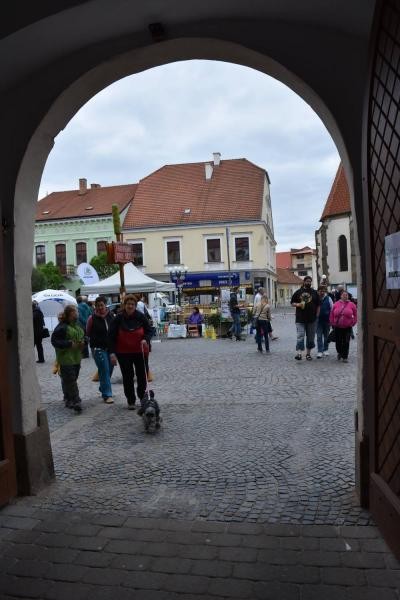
[34,178,136,278]
[276,247,317,287]
[315,163,357,291]
[122,154,277,300]
[276,268,304,306]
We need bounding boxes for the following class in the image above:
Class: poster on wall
[220,287,231,319]
[385,231,400,289]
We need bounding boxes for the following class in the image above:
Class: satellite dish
[76,262,99,285]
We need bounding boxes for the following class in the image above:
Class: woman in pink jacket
[329,290,357,362]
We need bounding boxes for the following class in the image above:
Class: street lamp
[168,265,188,323]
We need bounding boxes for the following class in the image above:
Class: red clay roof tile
[122,158,266,229]
[320,163,350,220]
[276,252,292,269]
[276,268,304,284]
[36,183,137,221]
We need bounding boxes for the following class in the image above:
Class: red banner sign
[106,242,135,264]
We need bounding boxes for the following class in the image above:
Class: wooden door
[364,0,400,560]
[0,207,17,506]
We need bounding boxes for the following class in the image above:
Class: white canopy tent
[32,289,77,331]
[81,262,175,295]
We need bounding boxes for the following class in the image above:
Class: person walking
[77,296,92,358]
[316,286,333,358]
[329,290,357,362]
[108,294,153,410]
[51,304,85,413]
[291,275,320,361]
[228,287,242,341]
[32,300,45,363]
[253,293,271,353]
[86,295,115,404]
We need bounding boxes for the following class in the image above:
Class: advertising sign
[76,262,99,285]
[112,242,135,264]
[385,231,400,289]
[178,271,240,289]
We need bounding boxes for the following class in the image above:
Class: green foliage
[90,253,119,279]
[206,313,221,329]
[36,262,63,289]
[31,267,47,293]
[112,204,121,235]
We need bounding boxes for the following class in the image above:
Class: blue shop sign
[171,271,240,289]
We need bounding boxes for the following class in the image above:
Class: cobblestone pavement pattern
[1,311,399,598]
[23,311,367,525]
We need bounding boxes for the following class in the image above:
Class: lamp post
[168,265,188,323]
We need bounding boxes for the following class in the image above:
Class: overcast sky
[39,60,340,252]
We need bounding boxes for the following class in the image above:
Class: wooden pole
[112,204,125,300]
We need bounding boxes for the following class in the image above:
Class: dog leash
[142,343,152,394]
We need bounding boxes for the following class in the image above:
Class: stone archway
[0,4,375,537]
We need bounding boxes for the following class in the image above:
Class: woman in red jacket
[329,290,357,362]
[108,294,152,410]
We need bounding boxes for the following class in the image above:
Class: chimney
[213,152,221,166]
[90,183,101,189]
[78,178,87,195]
[205,163,213,180]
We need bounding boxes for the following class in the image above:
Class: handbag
[327,328,336,343]
[42,327,50,339]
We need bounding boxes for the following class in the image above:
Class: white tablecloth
[167,324,187,338]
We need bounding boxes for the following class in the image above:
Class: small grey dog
[138,390,161,432]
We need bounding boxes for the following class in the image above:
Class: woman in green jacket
[51,304,85,413]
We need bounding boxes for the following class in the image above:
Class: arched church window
[338,235,348,272]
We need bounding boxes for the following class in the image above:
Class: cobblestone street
[2,310,400,599]
[25,311,367,525]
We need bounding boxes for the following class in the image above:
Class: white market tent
[81,262,175,295]
[32,289,77,331]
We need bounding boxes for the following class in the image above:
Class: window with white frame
[97,240,107,255]
[206,238,221,262]
[234,236,250,261]
[35,245,46,265]
[55,244,66,274]
[130,242,143,266]
[76,242,87,265]
[166,240,181,265]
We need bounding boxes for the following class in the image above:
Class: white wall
[325,216,353,285]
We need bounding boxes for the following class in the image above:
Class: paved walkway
[1,312,399,598]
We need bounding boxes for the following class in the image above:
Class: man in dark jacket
[32,300,45,363]
[228,287,242,341]
[316,286,333,358]
[291,276,321,361]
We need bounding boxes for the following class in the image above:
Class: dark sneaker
[295,353,302,360]
[306,354,312,361]
[73,404,82,413]
[128,403,136,410]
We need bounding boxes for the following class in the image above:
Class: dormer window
[42,210,50,214]
[85,206,94,210]
[184,208,191,214]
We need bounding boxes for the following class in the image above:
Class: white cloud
[39,60,340,251]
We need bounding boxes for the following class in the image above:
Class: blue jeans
[93,348,114,399]
[296,321,317,351]
[229,312,241,338]
[316,321,330,353]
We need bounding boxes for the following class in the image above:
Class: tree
[90,253,119,279]
[37,262,63,289]
[31,267,47,293]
